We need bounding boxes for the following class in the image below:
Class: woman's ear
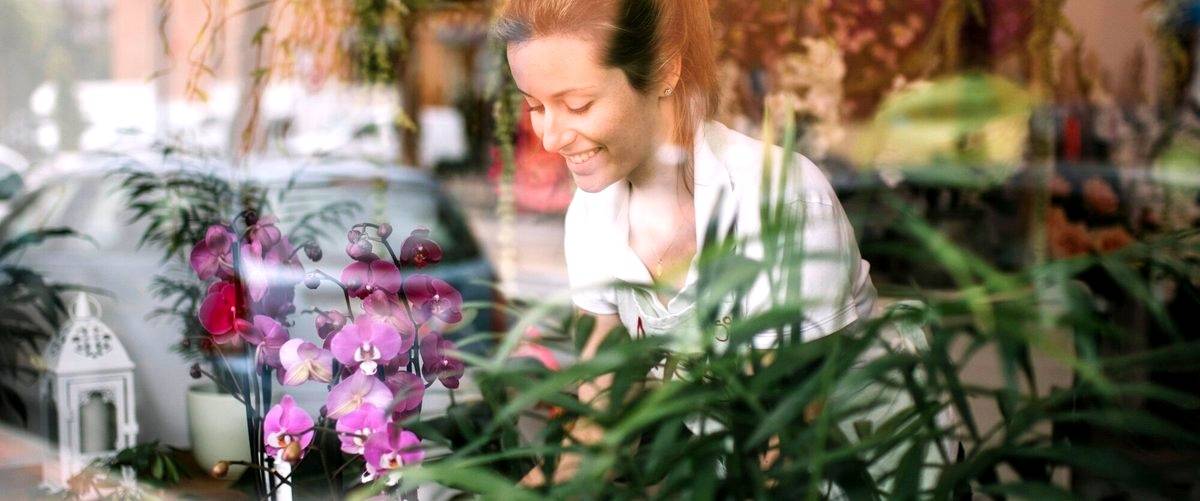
[660,55,682,97]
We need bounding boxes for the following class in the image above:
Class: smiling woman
[494,0,879,487]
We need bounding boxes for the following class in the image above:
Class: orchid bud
[210,461,230,479]
[377,223,393,239]
[328,310,346,329]
[304,272,321,290]
[318,406,328,419]
[189,363,202,379]
[347,229,362,243]
[346,241,374,261]
[282,442,303,463]
[304,242,323,262]
[243,210,259,226]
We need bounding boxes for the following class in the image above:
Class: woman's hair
[494,0,719,153]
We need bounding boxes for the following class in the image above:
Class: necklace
[651,200,693,279]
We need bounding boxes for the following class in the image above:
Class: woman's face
[507,35,665,193]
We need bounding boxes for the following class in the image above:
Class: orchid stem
[314,269,356,321]
[198,369,245,404]
[215,350,245,398]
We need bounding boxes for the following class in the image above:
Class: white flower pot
[186,382,252,480]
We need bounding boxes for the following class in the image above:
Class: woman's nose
[539,110,574,153]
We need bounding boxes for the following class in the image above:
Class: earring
[663,87,674,96]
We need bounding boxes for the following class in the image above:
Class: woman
[495,0,879,485]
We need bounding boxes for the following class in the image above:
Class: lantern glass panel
[79,391,116,453]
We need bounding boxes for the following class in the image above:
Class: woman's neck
[626,99,691,203]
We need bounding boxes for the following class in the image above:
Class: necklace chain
[651,200,692,279]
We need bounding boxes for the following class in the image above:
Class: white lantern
[39,293,138,491]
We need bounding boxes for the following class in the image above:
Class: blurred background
[1,0,1198,497]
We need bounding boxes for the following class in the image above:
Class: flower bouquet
[188,211,465,499]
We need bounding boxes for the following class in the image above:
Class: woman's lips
[563,147,603,174]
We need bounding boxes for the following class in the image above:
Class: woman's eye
[567,102,593,114]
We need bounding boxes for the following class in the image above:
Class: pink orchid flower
[363,290,416,348]
[325,369,393,420]
[384,371,425,421]
[243,315,290,368]
[403,275,463,324]
[246,216,282,249]
[511,326,561,371]
[279,338,334,386]
[316,310,348,340]
[399,228,442,268]
[241,238,304,304]
[189,225,236,280]
[334,404,387,455]
[198,281,250,345]
[364,425,423,477]
[263,395,314,463]
[420,333,464,389]
[331,316,407,375]
[340,257,402,299]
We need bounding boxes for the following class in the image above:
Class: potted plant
[113,150,359,482]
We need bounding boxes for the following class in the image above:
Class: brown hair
[494,0,719,155]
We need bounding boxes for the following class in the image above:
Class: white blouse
[564,121,877,351]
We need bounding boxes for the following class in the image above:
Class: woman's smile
[564,146,605,174]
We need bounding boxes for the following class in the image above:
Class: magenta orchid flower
[364,425,424,477]
[242,315,290,368]
[325,369,394,420]
[399,228,442,268]
[341,257,403,299]
[335,404,388,455]
[331,317,407,375]
[279,338,334,386]
[263,395,314,463]
[189,225,236,280]
[420,333,464,389]
[385,371,425,421]
[198,281,250,345]
[403,275,463,324]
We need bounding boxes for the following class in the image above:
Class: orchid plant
[188,213,465,499]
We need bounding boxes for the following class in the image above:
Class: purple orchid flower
[242,315,290,368]
[334,404,388,455]
[403,275,463,324]
[263,395,314,463]
[384,371,425,421]
[190,225,236,280]
[198,281,250,345]
[325,369,394,420]
[420,333,464,389]
[364,425,423,477]
[279,338,334,386]
[341,257,403,299]
[330,316,408,375]
[399,228,442,268]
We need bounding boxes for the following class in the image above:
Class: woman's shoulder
[702,121,840,208]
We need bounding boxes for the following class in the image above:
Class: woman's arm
[520,311,622,487]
